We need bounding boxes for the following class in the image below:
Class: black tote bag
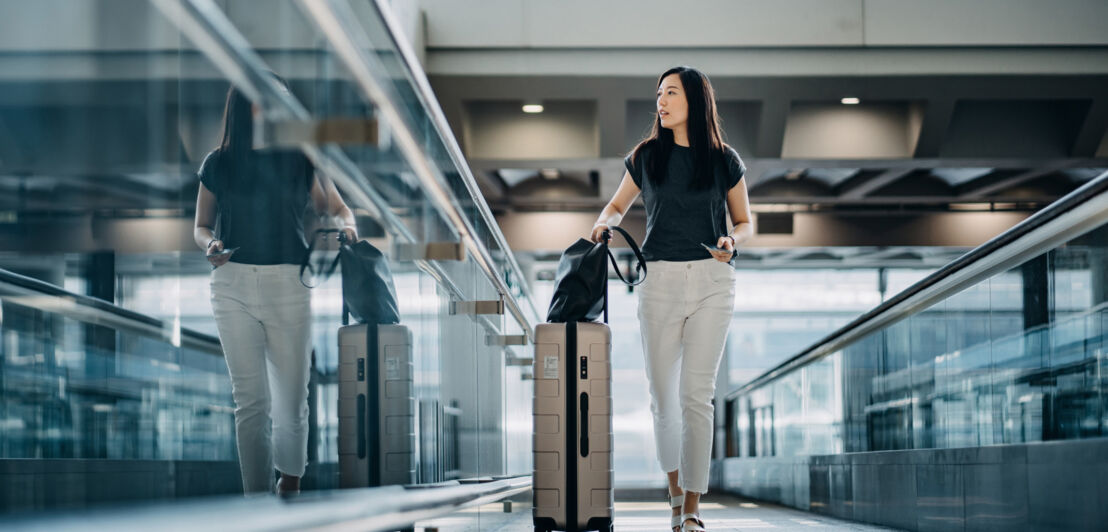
[338,239,400,325]
[546,226,646,323]
[301,229,400,325]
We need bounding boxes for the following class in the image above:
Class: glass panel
[0,296,233,460]
[1049,245,1099,439]
[908,301,939,450]
[726,269,881,388]
[842,330,884,452]
[803,353,843,455]
[873,317,912,450]
[725,206,1108,464]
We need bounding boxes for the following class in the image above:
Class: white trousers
[637,258,735,494]
[210,262,312,493]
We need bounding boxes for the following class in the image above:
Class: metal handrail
[295,0,542,339]
[0,474,532,532]
[725,170,1108,400]
[152,0,536,341]
[0,268,222,355]
[367,0,542,326]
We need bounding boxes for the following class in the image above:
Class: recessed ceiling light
[522,101,544,113]
[841,97,860,105]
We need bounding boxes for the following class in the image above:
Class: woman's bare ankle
[666,470,682,497]
[683,490,701,515]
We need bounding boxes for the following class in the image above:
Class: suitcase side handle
[357,393,367,459]
[580,392,589,457]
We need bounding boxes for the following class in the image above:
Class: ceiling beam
[483,170,509,199]
[1071,99,1108,157]
[838,168,915,199]
[912,99,956,158]
[955,163,1074,199]
[597,94,628,158]
[755,99,789,158]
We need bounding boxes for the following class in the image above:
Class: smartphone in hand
[206,247,240,258]
[701,242,725,253]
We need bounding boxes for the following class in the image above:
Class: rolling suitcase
[532,320,614,532]
[533,227,644,532]
[338,322,416,487]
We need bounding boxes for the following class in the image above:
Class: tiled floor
[415,494,904,531]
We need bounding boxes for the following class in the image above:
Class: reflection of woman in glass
[194,80,356,495]
[590,66,752,532]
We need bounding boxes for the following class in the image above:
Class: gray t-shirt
[624,143,745,262]
[198,148,314,265]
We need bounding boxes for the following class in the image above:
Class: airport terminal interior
[1,1,1107,531]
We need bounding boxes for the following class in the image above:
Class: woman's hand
[710,235,736,262]
[340,226,358,244]
[590,223,610,243]
[206,239,230,268]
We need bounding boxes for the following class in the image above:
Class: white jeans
[637,258,735,494]
[210,262,312,493]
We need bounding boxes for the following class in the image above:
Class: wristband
[207,238,218,250]
[725,235,736,248]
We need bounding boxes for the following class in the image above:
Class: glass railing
[2,474,532,532]
[0,0,539,520]
[723,170,1108,458]
[0,268,233,461]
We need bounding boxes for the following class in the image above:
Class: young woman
[590,66,753,532]
[194,80,356,495]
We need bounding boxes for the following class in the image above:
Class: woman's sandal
[669,492,685,532]
[680,513,707,532]
[276,477,300,497]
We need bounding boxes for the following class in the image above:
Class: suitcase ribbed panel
[338,323,415,488]
[533,322,614,531]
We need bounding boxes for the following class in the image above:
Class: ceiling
[428,74,1108,217]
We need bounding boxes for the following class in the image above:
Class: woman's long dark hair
[629,66,726,190]
[216,73,290,173]
[218,85,253,155]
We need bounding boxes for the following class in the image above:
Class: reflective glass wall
[725,268,933,387]
[725,220,1108,459]
[0,1,538,521]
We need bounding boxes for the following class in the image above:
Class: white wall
[865,0,1108,47]
[385,0,427,67]
[420,0,1108,49]
[422,0,864,48]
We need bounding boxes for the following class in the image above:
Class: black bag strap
[300,228,343,288]
[604,226,647,287]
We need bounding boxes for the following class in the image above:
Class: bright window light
[522,104,544,113]
[841,97,860,105]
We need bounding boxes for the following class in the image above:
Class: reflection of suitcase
[532,321,614,532]
[338,323,415,487]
